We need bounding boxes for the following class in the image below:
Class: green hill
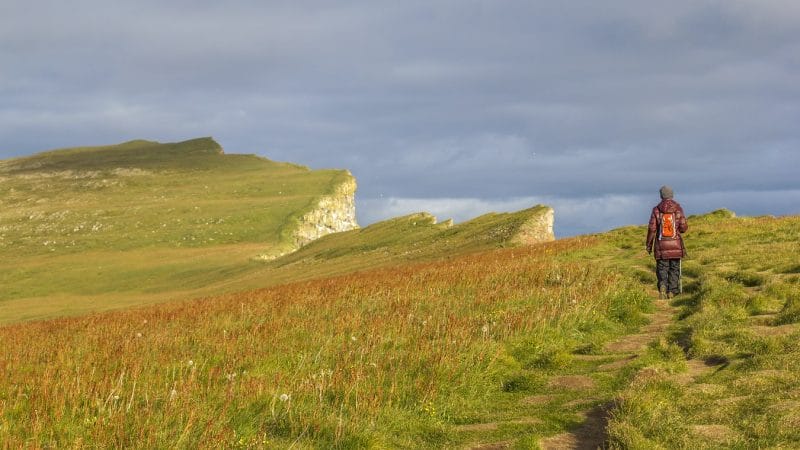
[0,138,356,321]
[4,207,799,447]
[0,139,555,323]
[267,206,554,280]
[1,172,799,448]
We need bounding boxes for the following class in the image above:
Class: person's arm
[678,206,688,234]
[646,208,657,253]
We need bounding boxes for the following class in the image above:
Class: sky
[2,1,798,236]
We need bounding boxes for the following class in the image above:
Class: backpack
[658,212,678,240]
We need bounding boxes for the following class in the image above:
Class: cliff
[291,173,359,247]
[510,206,555,244]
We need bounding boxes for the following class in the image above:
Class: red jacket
[646,199,688,260]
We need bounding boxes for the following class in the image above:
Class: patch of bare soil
[563,397,600,408]
[539,403,612,450]
[468,441,511,450]
[548,375,596,391]
[513,416,542,425]
[455,423,499,432]
[603,333,654,353]
[456,417,543,435]
[714,395,750,406]
[689,424,740,442]
[572,354,614,362]
[597,355,638,371]
[770,400,800,412]
[747,314,777,326]
[520,394,557,405]
[672,359,722,385]
[640,314,672,333]
[750,323,797,337]
[688,383,726,396]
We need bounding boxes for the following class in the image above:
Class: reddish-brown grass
[0,237,625,447]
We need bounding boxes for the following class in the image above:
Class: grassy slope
[0,234,650,448]
[0,138,349,322]
[604,211,800,448]
[262,206,554,283]
[2,141,799,448]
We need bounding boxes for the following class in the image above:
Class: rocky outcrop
[510,206,555,244]
[292,173,359,247]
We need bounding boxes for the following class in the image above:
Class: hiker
[646,185,688,298]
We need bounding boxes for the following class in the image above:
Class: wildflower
[135,332,142,338]
[350,335,357,342]
[187,360,194,367]
[113,395,120,401]
[226,373,237,382]
[279,393,290,402]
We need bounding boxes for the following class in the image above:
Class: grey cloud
[1,1,799,235]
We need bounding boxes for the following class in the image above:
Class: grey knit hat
[659,185,674,199]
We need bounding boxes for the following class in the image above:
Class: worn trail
[460,292,680,450]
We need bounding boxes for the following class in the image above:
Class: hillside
[0,139,556,324]
[264,205,554,282]
[2,208,798,447]
[0,138,358,321]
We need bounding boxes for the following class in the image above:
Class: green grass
[0,237,652,448]
[0,139,557,325]
[3,138,800,447]
[0,138,351,322]
[272,205,553,270]
[605,212,800,448]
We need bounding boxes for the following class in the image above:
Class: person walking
[646,185,688,298]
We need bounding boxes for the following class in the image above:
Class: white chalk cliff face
[511,206,555,245]
[292,174,359,247]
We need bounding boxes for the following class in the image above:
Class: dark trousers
[656,259,681,294]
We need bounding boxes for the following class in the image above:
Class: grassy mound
[271,205,553,272]
[0,138,351,321]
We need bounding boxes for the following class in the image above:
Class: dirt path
[536,297,675,450]
[460,295,678,450]
[460,271,800,448]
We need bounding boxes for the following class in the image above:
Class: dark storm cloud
[2,1,799,235]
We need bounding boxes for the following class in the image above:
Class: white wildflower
[279,393,290,402]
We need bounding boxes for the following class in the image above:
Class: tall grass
[0,238,645,447]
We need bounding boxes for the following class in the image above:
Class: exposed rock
[510,206,555,244]
[292,173,359,247]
